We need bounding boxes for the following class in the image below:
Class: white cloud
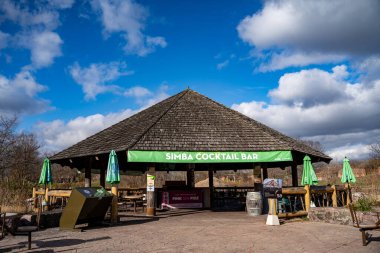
[27,31,63,68]
[69,61,133,100]
[142,85,169,108]
[232,65,380,159]
[48,0,75,9]
[0,70,51,115]
[91,0,167,56]
[357,56,380,82]
[269,65,350,107]
[237,0,380,70]
[0,0,72,68]
[217,60,229,70]
[0,1,60,30]
[35,85,170,152]
[258,52,346,72]
[302,129,380,161]
[35,109,136,152]
[124,86,152,98]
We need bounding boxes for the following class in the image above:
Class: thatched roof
[50,89,331,165]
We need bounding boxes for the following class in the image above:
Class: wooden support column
[187,164,195,188]
[146,166,156,216]
[332,185,337,207]
[291,162,298,187]
[261,163,268,182]
[32,187,37,210]
[208,169,214,209]
[304,185,311,212]
[84,157,92,187]
[100,158,106,188]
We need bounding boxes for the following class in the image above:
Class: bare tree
[369,142,380,158]
[299,139,325,153]
[0,116,18,179]
[366,141,380,174]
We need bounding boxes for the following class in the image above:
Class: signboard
[147,174,155,192]
[128,150,292,163]
[161,190,203,209]
[263,178,282,198]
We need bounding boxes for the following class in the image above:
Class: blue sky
[1,0,380,161]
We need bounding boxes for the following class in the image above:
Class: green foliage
[354,196,376,212]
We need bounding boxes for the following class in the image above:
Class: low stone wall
[309,207,351,225]
[309,207,379,226]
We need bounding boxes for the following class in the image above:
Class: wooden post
[111,185,118,223]
[332,185,337,207]
[187,164,195,188]
[84,158,92,187]
[304,185,310,212]
[291,162,298,187]
[146,166,156,216]
[32,187,37,209]
[208,169,214,209]
[100,167,106,188]
[261,163,268,182]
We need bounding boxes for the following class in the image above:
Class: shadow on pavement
[0,236,111,252]
[367,233,380,245]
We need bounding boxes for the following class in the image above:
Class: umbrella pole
[111,185,118,224]
[346,182,352,205]
[44,183,49,211]
[304,185,311,212]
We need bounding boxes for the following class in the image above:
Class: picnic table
[121,195,145,213]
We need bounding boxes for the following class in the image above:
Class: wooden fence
[32,185,350,217]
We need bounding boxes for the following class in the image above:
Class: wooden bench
[348,203,380,246]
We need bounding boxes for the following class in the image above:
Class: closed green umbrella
[341,157,356,184]
[301,155,318,186]
[106,150,120,185]
[341,157,355,204]
[38,158,53,185]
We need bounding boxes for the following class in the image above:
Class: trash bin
[59,187,113,231]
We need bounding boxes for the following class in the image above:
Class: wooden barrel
[246,192,262,216]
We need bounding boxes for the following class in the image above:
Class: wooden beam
[208,169,214,209]
[100,157,106,188]
[278,211,308,218]
[84,157,92,187]
[146,165,156,216]
[261,163,268,181]
[282,187,307,195]
[291,161,298,187]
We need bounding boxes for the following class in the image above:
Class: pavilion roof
[50,89,331,163]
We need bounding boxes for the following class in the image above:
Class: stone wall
[309,207,379,226]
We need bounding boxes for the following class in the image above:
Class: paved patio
[1,210,379,253]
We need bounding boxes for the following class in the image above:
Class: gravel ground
[1,209,379,253]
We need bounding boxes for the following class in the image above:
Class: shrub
[354,196,376,212]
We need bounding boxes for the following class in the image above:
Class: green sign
[128,150,292,163]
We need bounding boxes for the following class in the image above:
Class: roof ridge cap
[127,89,190,150]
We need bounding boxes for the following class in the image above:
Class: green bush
[354,196,375,212]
